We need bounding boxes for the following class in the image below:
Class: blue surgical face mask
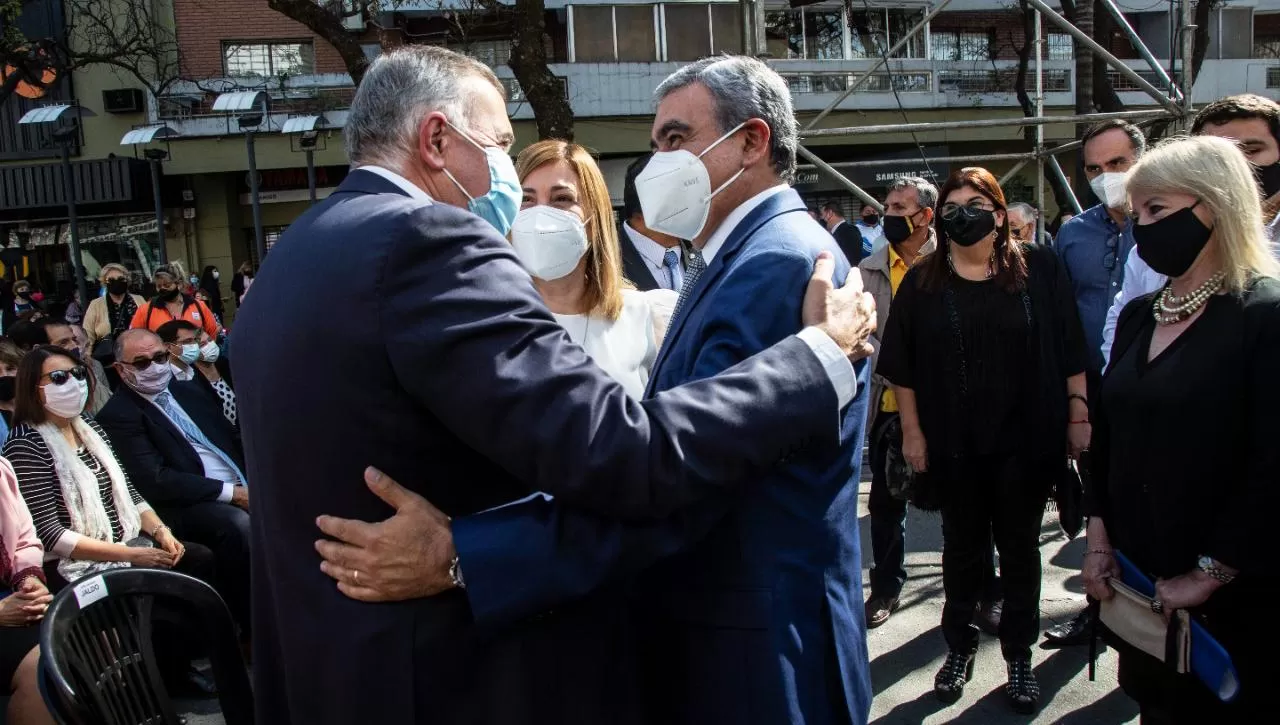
[442,121,520,236]
[178,343,200,365]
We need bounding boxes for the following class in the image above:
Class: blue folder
[1114,551,1240,702]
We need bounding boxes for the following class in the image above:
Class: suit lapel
[618,225,660,291]
[127,386,190,453]
[171,382,243,466]
[647,189,807,390]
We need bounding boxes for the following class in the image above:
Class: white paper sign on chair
[73,575,109,609]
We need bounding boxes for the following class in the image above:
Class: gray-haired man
[238,45,876,725]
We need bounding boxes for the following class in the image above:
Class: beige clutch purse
[1099,578,1190,673]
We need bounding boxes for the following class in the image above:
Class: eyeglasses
[42,366,87,386]
[939,202,995,220]
[123,351,170,371]
[105,276,127,284]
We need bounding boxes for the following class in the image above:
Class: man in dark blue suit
[235,47,876,725]
[318,56,873,725]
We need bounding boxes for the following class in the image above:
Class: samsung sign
[796,146,951,191]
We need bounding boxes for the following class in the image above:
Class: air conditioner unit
[103,88,145,114]
[342,12,366,32]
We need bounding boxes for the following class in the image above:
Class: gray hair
[344,46,503,167]
[886,176,939,210]
[654,55,798,183]
[114,328,160,367]
[1007,202,1038,220]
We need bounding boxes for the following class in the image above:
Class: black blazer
[95,380,245,509]
[830,221,866,265]
[193,358,235,401]
[617,221,661,291]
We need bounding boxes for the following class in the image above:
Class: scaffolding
[786,0,1197,242]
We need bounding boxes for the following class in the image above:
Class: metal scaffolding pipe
[801,109,1171,138]
[999,158,1032,186]
[1025,0,1183,115]
[1180,0,1195,116]
[1046,155,1082,214]
[1098,0,1183,103]
[1035,7,1046,244]
[797,146,883,212]
[803,0,957,131]
[797,152,1033,171]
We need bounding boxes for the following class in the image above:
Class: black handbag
[1053,457,1084,539]
[881,416,943,511]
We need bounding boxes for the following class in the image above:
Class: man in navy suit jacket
[236,47,875,725]
[318,56,874,725]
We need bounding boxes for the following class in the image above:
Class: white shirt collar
[171,362,195,382]
[699,185,790,265]
[622,222,676,268]
[357,166,434,203]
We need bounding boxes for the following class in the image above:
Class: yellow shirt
[880,246,910,413]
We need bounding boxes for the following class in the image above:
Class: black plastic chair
[38,568,253,725]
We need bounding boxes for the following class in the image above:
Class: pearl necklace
[1152,271,1225,325]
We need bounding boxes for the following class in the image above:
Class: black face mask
[157,288,180,303]
[861,215,880,227]
[0,376,14,403]
[1133,201,1212,278]
[15,290,30,300]
[107,279,130,296]
[941,207,997,247]
[882,212,921,245]
[1257,161,1280,199]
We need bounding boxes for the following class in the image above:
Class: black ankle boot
[934,649,976,704]
[1005,658,1040,714]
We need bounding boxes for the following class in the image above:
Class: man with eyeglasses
[95,328,251,637]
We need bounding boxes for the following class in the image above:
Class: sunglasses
[939,202,995,220]
[122,351,171,371]
[42,366,88,386]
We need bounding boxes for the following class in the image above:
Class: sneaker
[864,595,900,629]
[976,599,1003,636]
[933,649,976,704]
[1005,658,1040,714]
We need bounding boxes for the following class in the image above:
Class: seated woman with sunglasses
[0,346,212,589]
[877,167,1088,714]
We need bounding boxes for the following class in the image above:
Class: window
[666,5,712,61]
[223,41,315,77]
[572,6,615,61]
[1046,33,1072,60]
[617,6,657,61]
[803,9,843,60]
[849,8,926,60]
[930,31,991,62]
[710,4,743,54]
[1256,35,1280,59]
[571,5,656,62]
[461,39,514,67]
[765,9,803,59]
[361,43,382,62]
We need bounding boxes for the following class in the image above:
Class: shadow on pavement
[870,628,949,697]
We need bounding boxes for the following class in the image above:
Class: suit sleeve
[453,250,865,625]
[95,402,224,506]
[379,209,842,519]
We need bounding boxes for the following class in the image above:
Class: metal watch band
[1199,556,1235,584]
[449,556,466,590]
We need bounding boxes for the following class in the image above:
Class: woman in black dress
[1083,135,1280,723]
[878,167,1088,714]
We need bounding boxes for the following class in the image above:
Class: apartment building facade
[1,0,1276,311]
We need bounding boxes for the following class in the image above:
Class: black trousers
[940,453,1047,661]
[160,501,251,637]
[869,411,999,602]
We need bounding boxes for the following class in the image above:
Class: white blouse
[554,289,678,399]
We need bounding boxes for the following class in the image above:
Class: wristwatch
[448,555,466,590]
[1197,555,1235,584]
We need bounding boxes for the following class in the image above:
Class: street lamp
[214,90,269,263]
[17,103,97,307]
[282,114,329,206]
[120,124,180,265]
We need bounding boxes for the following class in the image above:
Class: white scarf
[35,418,141,582]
